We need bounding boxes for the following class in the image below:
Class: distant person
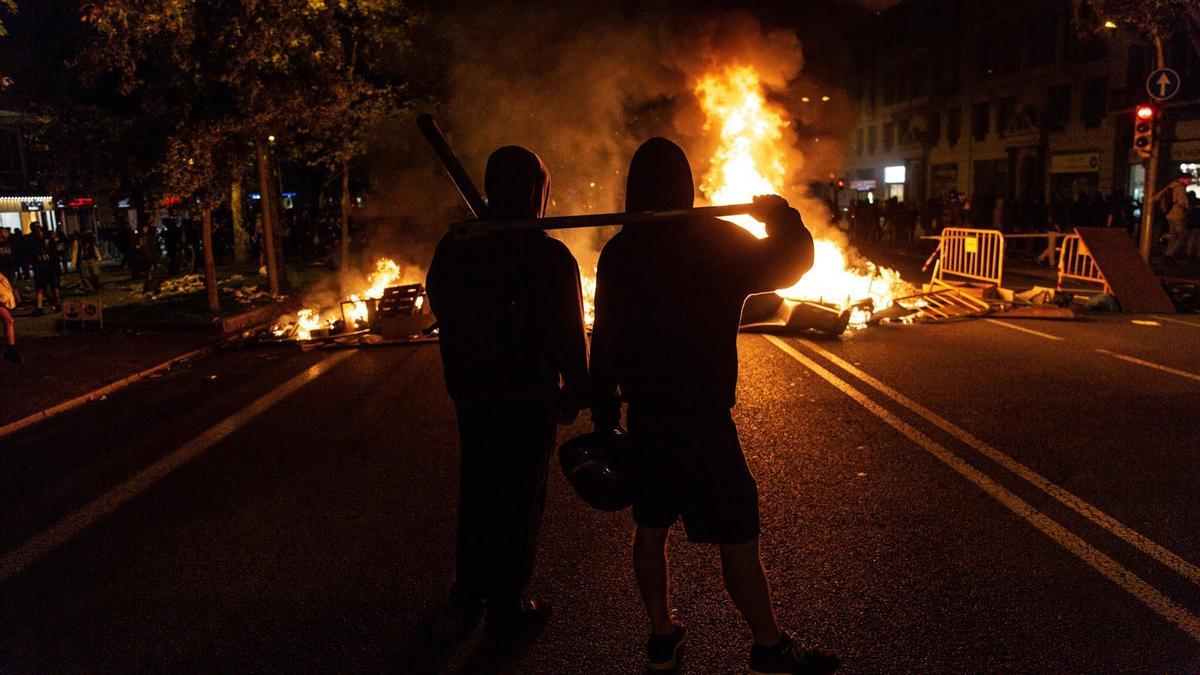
[73,229,104,292]
[52,228,70,275]
[1037,211,1063,267]
[1160,172,1193,263]
[0,268,18,362]
[162,214,182,275]
[140,223,162,293]
[589,137,838,674]
[0,228,15,288]
[1185,191,1200,259]
[28,223,61,312]
[11,228,30,280]
[426,146,587,637]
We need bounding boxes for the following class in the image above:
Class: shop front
[0,195,57,233]
[1049,151,1101,203]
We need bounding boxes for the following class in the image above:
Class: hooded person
[589,137,838,674]
[426,145,588,636]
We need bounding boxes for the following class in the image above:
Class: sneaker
[748,632,840,675]
[485,596,551,637]
[646,613,687,671]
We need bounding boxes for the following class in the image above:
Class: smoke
[359,2,857,278]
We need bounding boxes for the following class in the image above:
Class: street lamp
[1103,20,1117,29]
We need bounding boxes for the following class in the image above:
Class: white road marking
[1094,349,1200,383]
[1156,316,1200,329]
[764,335,1200,643]
[795,338,1200,589]
[982,318,1064,341]
[0,350,357,584]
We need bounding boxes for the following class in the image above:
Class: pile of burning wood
[266,283,436,345]
[261,257,436,346]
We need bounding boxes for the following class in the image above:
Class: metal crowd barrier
[1056,233,1111,294]
[931,227,1006,287]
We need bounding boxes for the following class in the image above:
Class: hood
[485,145,551,220]
[625,137,694,212]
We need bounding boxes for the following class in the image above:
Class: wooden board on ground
[1075,227,1175,313]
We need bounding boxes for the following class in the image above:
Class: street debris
[129,273,277,305]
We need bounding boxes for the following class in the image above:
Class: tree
[262,1,431,272]
[0,0,15,87]
[78,0,425,306]
[1074,0,1200,64]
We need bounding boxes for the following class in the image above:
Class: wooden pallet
[895,281,994,321]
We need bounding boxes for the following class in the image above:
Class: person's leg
[488,401,555,615]
[633,525,674,635]
[1165,220,1187,258]
[720,538,782,646]
[1,306,14,345]
[452,404,496,607]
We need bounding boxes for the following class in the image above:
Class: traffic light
[1133,105,1155,160]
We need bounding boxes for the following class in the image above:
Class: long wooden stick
[416,113,488,219]
[452,202,757,239]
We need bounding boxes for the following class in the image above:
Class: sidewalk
[1,261,325,429]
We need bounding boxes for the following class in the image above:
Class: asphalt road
[1,313,1199,673]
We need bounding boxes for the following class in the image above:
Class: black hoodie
[589,137,813,424]
[427,146,587,407]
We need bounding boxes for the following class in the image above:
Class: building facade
[843,0,1200,219]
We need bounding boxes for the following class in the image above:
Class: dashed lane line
[982,318,1065,341]
[0,350,358,585]
[1094,349,1200,383]
[764,335,1200,643]
[795,338,1200,589]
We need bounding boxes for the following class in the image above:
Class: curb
[0,344,216,439]
[0,310,284,439]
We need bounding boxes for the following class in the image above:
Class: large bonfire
[694,64,909,325]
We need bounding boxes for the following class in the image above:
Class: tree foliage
[1074,0,1200,62]
[0,0,14,38]
[76,0,427,308]
[0,0,15,87]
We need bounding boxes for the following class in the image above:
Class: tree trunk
[201,205,220,313]
[254,140,280,295]
[340,159,351,271]
[231,180,248,263]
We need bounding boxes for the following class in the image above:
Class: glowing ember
[695,64,908,325]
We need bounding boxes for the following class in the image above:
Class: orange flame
[694,64,907,325]
[272,257,418,340]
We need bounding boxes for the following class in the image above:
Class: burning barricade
[266,258,436,345]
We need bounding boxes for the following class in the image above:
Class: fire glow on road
[764,335,1200,643]
[0,350,358,585]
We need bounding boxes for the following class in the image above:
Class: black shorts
[34,264,59,292]
[626,405,759,545]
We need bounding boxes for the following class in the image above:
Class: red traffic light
[1136,105,1154,120]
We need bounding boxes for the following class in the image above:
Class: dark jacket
[426,146,588,407]
[589,138,813,425]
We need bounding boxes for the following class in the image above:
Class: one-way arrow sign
[1147,68,1181,101]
